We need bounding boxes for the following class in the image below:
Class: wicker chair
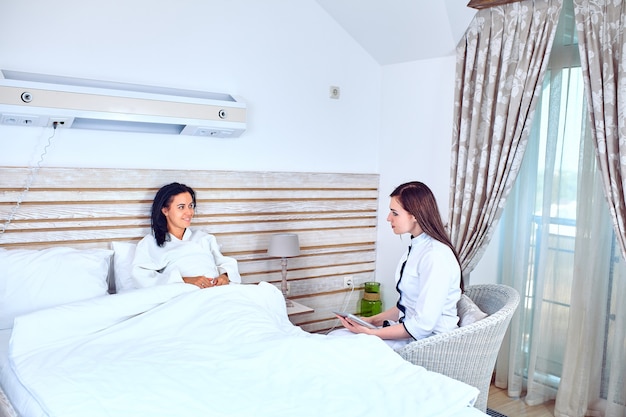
[395,284,519,412]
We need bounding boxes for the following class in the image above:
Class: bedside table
[286,300,314,316]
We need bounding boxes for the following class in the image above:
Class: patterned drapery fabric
[449,0,563,278]
[575,0,626,265]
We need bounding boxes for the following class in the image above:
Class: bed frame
[0,166,379,333]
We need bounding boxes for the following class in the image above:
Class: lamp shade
[267,233,300,257]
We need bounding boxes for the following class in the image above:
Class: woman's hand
[183,276,216,288]
[368,307,401,327]
[213,273,230,286]
[336,314,412,340]
[183,274,230,288]
[336,315,375,335]
[183,276,214,288]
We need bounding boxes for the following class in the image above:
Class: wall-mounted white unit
[0,70,246,138]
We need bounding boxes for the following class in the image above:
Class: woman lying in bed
[132,182,241,289]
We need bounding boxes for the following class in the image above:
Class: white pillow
[111,241,137,292]
[457,294,488,327]
[0,247,113,329]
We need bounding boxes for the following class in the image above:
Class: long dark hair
[390,181,464,292]
[151,182,196,247]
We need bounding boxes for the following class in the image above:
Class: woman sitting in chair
[334,181,463,350]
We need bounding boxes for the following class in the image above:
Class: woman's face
[162,192,195,235]
[387,196,422,236]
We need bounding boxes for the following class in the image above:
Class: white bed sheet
[6,283,486,417]
[0,330,10,370]
[1,329,46,417]
[464,408,491,417]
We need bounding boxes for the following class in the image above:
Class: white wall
[376,57,455,308]
[469,224,501,286]
[375,57,499,308]
[0,0,381,173]
[0,0,499,308]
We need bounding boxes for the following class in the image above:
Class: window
[499,0,621,402]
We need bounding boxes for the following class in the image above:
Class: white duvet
[8,282,479,417]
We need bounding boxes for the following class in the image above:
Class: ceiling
[314,0,478,65]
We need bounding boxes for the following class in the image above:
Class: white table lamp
[267,233,300,306]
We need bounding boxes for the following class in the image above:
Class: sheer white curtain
[553,115,619,417]
[494,63,608,406]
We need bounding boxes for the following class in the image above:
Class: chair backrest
[465,284,519,316]
[395,284,520,412]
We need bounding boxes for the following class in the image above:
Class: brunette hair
[150,182,196,247]
[390,181,464,292]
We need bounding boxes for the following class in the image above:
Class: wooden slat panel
[0,188,379,203]
[0,201,378,221]
[0,227,377,250]
[0,167,379,189]
[0,166,380,330]
[0,213,377,233]
[241,247,377,273]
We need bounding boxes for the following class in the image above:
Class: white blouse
[132,228,241,288]
[395,233,461,340]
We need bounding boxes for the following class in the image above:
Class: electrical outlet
[343,276,354,288]
[0,114,43,126]
[47,117,74,128]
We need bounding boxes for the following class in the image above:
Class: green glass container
[360,281,382,317]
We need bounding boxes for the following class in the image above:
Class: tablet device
[333,311,379,329]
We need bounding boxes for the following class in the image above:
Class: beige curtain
[574,1,626,266]
[449,0,563,277]
[555,1,626,416]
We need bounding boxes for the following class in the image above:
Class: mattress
[0,329,45,417]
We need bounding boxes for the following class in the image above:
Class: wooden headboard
[0,167,379,333]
